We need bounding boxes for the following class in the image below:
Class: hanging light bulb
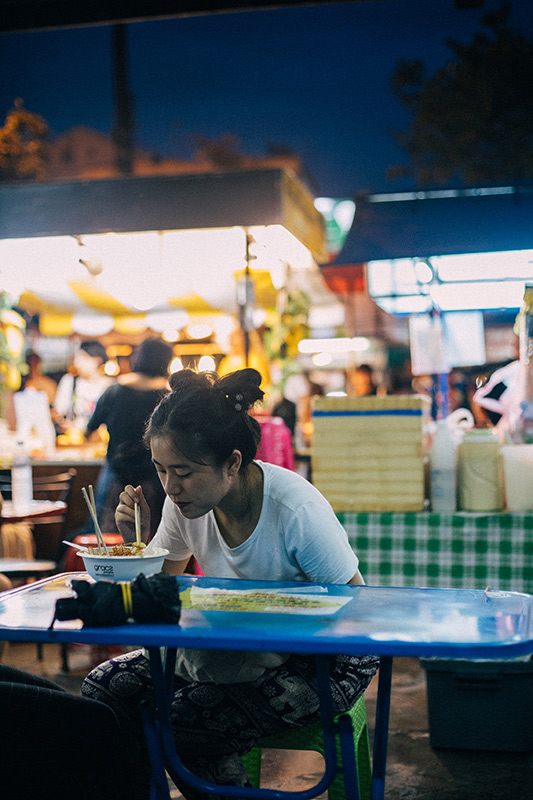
[170,356,183,374]
[198,355,216,372]
[104,359,120,377]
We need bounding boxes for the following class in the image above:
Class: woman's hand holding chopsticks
[115,485,151,545]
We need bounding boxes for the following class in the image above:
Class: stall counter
[338,511,533,594]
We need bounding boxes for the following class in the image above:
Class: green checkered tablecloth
[337,511,533,593]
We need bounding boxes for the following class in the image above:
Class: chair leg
[33,642,71,673]
[241,745,262,787]
[61,642,70,672]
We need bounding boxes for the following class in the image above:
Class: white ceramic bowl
[78,547,169,582]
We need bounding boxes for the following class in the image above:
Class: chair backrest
[32,470,77,505]
[19,470,77,561]
[0,469,77,502]
[34,469,78,561]
[1,468,78,561]
[0,471,13,501]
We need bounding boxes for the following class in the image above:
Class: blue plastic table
[1,573,532,800]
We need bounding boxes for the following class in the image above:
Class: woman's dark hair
[131,338,173,378]
[79,340,107,364]
[145,368,264,469]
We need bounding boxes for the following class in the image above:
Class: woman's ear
[226,449,242,477]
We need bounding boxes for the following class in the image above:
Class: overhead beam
[0,1,362,33]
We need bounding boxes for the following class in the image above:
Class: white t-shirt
[150,461,360,684]
[151,460,359,584]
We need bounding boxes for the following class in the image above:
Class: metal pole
[111,24,135,175]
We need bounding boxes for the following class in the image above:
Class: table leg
[144,648,173,800]
[140,699,173,800]
[163,646,177,693]
[370,656,393,800]
[315,655,348,793]
[337,712,361,800]
[145,647,355,800]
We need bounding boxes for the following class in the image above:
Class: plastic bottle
[457,428,503,512]
[11,440,33,515]
[430,420,456,512]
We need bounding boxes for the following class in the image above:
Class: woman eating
[81,367,379,799]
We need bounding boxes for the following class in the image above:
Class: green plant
[0,292,27,415]
[263,288,310,394]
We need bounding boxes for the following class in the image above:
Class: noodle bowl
[78,546,169,582]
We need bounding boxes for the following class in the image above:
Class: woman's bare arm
[347,570,365,585]
[163,558,191,576]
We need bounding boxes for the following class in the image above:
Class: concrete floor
[2,641,532,799]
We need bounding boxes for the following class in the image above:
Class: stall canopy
[0,168,339,335]
[327,186,533,317]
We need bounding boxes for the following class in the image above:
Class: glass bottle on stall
[430,420,456,512]
[11,439,33,515]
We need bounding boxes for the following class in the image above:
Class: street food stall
[310,185,533,594]
[0,167,341,537]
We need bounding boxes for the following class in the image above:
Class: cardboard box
[311,395,430,512]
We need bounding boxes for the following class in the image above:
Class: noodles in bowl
[84,543,149,557]
[78,546,169,582]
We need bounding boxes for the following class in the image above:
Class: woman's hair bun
[216,368,264,410]
[167,368,264,411]
[168,369,206,393]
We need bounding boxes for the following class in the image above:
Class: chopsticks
[81,485,109,555]
[134,500,142,547]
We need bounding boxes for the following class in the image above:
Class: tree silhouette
[389,2,533,185]
[0,99,49,181]
[193,133,247,169]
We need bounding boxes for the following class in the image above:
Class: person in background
[23,349,58,408]
[81,367,379,800]
[350,363,377,396]
[291,372,325,448]
[83,337,173,536]
[53,340,113,434]
[472,359,524,440]
[271,395,297,438]
[12,353,58,457]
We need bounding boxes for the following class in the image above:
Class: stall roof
[0,1,367,33]
[0,169,326,259]
[331,186,533,265]
[0,168,340,329]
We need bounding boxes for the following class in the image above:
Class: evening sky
[0,0,532,197]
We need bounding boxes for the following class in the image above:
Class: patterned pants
[82,650,379,800]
